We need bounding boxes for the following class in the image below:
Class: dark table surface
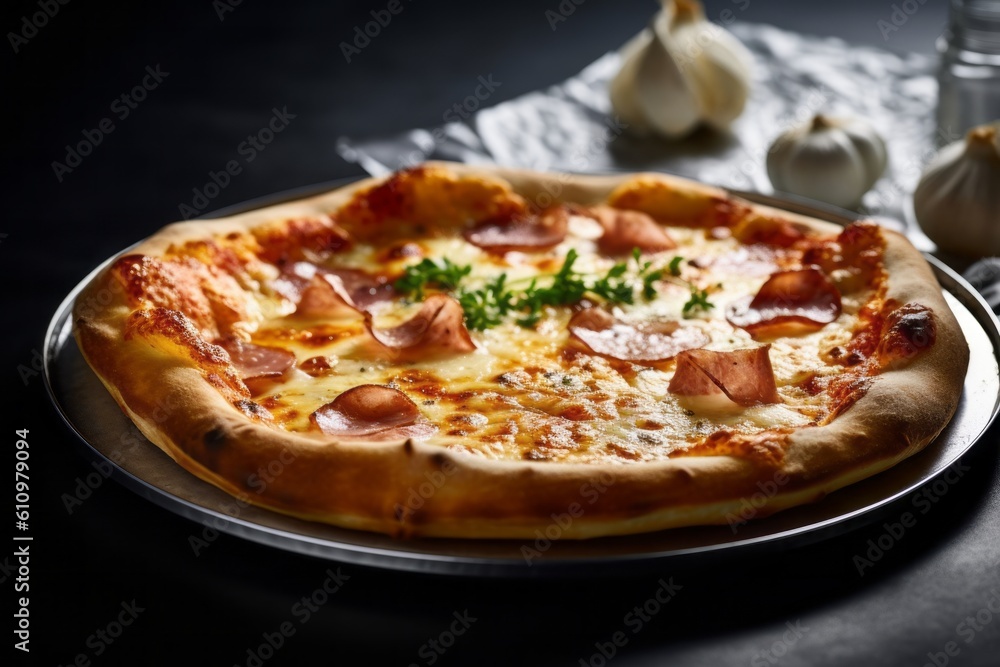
[7,0,1000,665]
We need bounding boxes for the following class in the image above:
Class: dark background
[6,1,1000,665]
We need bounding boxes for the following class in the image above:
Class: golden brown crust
[72,162,970,539]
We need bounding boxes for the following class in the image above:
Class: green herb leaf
[682,287,714,318]
[457,273,514,331]
[641,268,664,300]
[394,247,715,329]
[394,258,472,301]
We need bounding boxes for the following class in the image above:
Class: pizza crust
[73,162,969,539]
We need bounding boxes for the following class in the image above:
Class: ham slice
[368,294,476,357]
[272,262,393,317]
[690,245,784,277]
[217,337,296,394]
[298,273,358,318]
[463,206,568,253]
[568,308,708,364]
[310,385,437,440]
[331,268,395,310]
[727,268,842,339]
[669,346,780,406]
[586,206,676,255]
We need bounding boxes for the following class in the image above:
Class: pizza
[72,162,969,539]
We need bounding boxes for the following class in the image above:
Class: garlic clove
[836,117,888,187]
[669,11,752,130]
[609,30,656,136]
[913,122,1000,257]
[610,0,753,139]
[766,114,888,209]
[635,11,702,137]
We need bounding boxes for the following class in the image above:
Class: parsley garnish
[394,258,471,301]
[456,273,513,331]
[682,287,715,318]
[394,248,715,330]
[633,248,665,300]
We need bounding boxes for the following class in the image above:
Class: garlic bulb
[766,114,887,209]
[609,0,753,139]
[914,122,1000,257]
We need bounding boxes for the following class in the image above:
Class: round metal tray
[44,184,1000,577]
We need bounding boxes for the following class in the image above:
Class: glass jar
[936,0,1000,145]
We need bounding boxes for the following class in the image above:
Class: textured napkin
[338,22,1000,313]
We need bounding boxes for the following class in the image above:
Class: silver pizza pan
[44,183,1000,578]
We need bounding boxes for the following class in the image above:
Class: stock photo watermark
[920,589,1000,667]
[852,460,970,576]
[724,469,789,533]
[50,64,170,182]
[861,124,963,217]
[177,106,296,219]
[234,567,350,667]
[546,0,587,31]
[393,458,458,521]
[7,0,71,53]
[52,599,145,666]
[392,74,503,171]
[578,577,683,666]
[877,0,933,42]
[750,620,810,666]
[340,0,414,63]
[520,472,614,565]
[188,446,297,555]
[60,393,179,515]
[16,348,44,386]
[214,0,244,21]
[408,610,477,667]
[12,547,30,653]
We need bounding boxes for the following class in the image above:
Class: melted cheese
[234,219,868,464]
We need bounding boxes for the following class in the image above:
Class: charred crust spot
[203,427,226,451]
[878,303,936,367]
[429,452,448,468]
[233,399,274,423]
[393,504,407,522]
[402,440,415,456]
